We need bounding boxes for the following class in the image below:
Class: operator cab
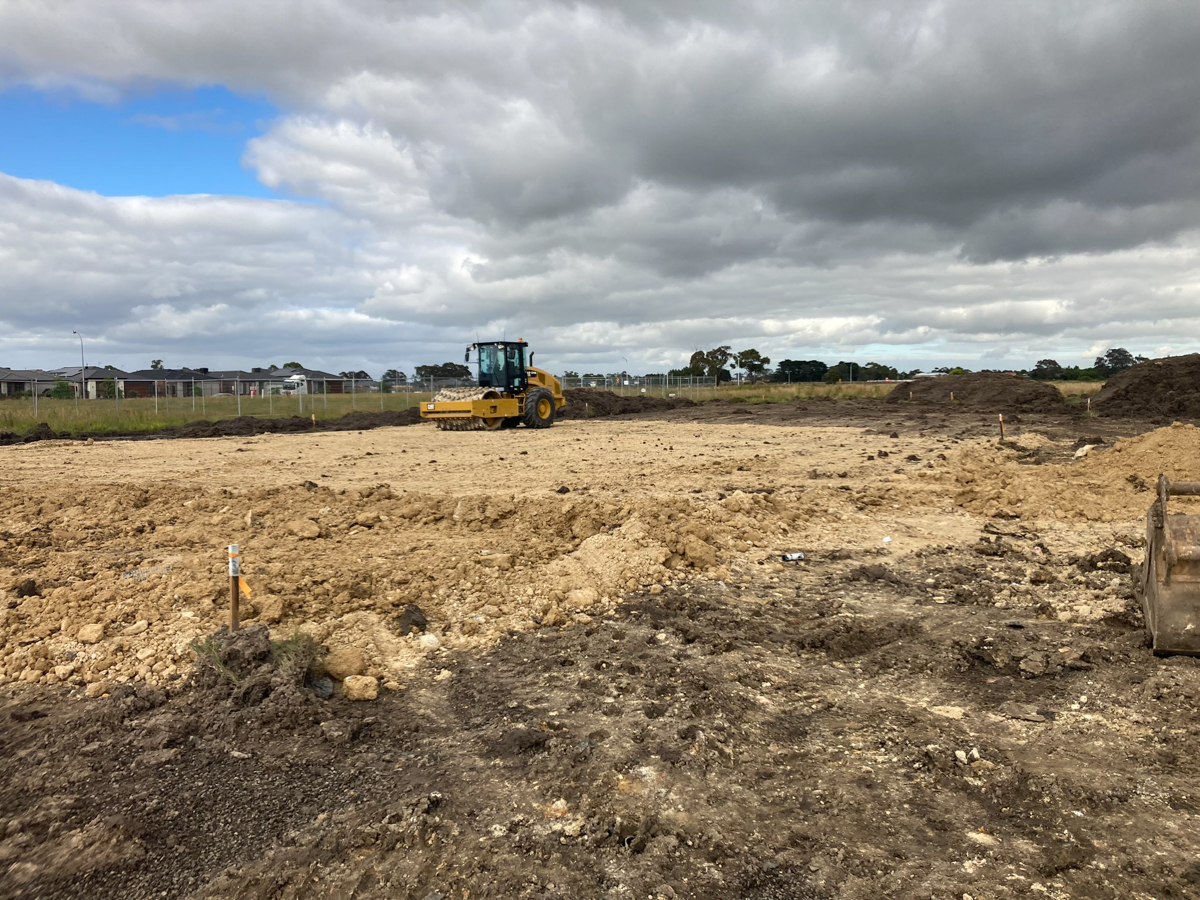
[466,340,529,393]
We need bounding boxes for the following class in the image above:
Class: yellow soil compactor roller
[1137,475,1200,654]
[419,340,566,431]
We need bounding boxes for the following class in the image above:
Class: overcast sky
[2,0,1199,377]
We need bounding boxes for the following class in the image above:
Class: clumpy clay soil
[3,407,1200,899]
[1092,353,1200,421]
[886,373,1072,414]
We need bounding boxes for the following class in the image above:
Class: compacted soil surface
[3,398,1200,899]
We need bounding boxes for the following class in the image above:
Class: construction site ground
[3,398,1200,900]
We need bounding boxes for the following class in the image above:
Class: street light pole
[72,331,85,410]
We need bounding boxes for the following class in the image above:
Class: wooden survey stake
[228,544,240,632]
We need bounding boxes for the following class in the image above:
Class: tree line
[101,345,1146,396]
[646,345,1146,383]
[1027,348,1146,381]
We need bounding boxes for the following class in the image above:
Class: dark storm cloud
[2,1,1200,374]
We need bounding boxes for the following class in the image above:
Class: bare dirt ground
[3,399,1200,899]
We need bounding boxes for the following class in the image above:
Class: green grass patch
[190,636,241,684]
[269,629,321,676]
[0,393,431,437]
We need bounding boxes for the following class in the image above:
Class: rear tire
[523,388,556,429]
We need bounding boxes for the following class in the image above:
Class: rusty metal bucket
[1137,476,1200,654]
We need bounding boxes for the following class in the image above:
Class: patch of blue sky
[0,84,280,198]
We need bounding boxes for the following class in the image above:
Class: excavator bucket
[1137,476,1200,655]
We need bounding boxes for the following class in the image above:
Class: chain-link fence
[0,376,437,434]
[0,371,891,434]
[557,374,722,397]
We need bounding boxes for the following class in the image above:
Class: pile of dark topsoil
[3,539,1199,900]
[1091,353,1200,419]
[0,407,423,445]
[886,372,1072,413]
[559,387,695,418]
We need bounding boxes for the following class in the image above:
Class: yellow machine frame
[419,341,566,430]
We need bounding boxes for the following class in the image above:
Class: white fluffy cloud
[3,0,1200,373]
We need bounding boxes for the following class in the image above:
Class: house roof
[0,368,56,382]
[203,370,257,379]
[266,366,343,380]
[124,369,217,381]
[49,366,133,379]
[204,370,307,381]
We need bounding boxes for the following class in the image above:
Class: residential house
[0,368,57,397]
[47,366,132,399]
[123,369,218,399]
[262,366,348,394]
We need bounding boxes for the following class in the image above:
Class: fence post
[236,379,241,416]
[154,380,159,415]
[191,378,195,412]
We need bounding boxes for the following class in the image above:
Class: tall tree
[823,361,861,383]
[1030,359,1063,380]
[772,359,828,382]
[1093,348,1137,376]
[682,346,734,381]
[150,359,163,370]
[733,348,771,380]
[860,361,899,381]
[415,362,472,380]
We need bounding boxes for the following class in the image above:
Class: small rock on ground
[343,675,379,701]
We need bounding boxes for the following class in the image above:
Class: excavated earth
[3,398,1200,899]
[0,408,424,444]
[1092,353,1200,420]
[885,373,1072,414]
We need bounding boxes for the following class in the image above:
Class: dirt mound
[954,422,1200,522]
[1092,353,1200,419]
[1082,422,1200,486]
[168,415,316,439]
[559,388,695,418]
[0,422,59,445]
[185,625,326,732]
[886,373,1070,413]
[0,407,424,445]
[322,408,422,430]
[168,408,422,438]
